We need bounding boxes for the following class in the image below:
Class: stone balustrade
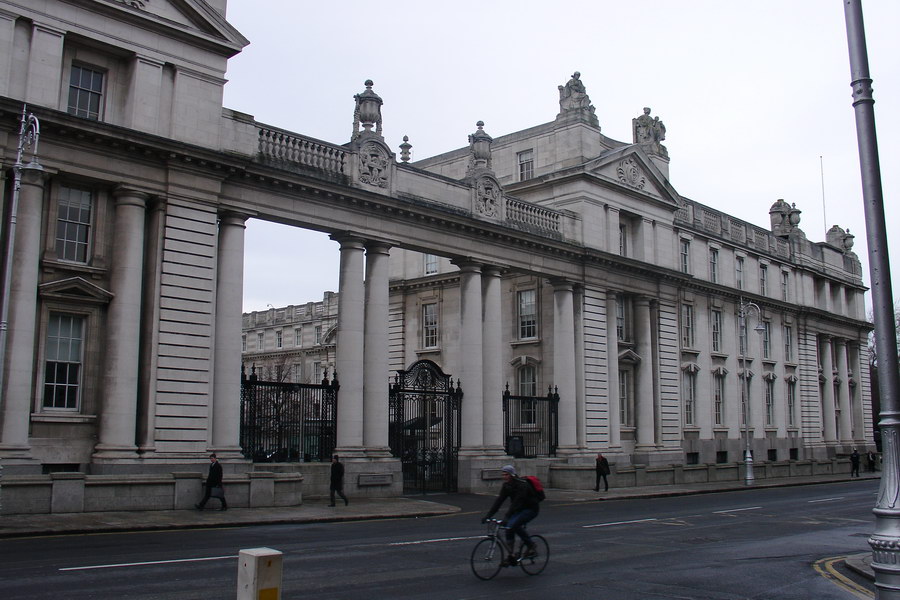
[505,197,562,237]
[257,125,347,175]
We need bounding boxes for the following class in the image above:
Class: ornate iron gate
[239,367,339,463]
[389,360,462,493]
[503,384,559,458]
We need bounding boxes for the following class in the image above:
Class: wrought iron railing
[239,367,339,463]
[502,384,559,458]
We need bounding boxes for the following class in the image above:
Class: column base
[92,444,139,461]
[364,447,395,459]
[333,446,368,460]
[482,445,507,456]
[206,446,245,460]
[0,443,35,461]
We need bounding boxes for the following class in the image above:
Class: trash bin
[508,436,525,458]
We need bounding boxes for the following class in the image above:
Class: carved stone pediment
[39,277,113,305]
[618,349,642,364]
[585,147,681,209]
[616,157,646,190]
[472,174,503,221]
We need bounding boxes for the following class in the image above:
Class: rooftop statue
[632,107,667,158]
[557,72,598,125]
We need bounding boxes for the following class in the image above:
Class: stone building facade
[0,1,872,511]
[241,293,337,384]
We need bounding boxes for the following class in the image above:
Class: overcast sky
[223,1,900,316]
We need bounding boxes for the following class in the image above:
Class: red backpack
[524,475,546,501]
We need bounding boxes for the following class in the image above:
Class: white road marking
[389,535,483,546]
[60,555,237,571]
[713,506,762,514]
[808,497,844,503]
[583,518,658,529]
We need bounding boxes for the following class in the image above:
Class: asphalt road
[0,479,878,599]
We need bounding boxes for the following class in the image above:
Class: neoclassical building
[0,1,872,510]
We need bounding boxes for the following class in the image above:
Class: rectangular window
[783,325,793,362]
[787,381,797,427]
[739,317,747,356]
[709,248,719,283]
[518,365,537,425]
[765,378,775,426]
[714,374,725,426]
[423,254,438,275]
[295,328,302,347]
[517,289,537,340]
[293,363,302,383]
[313,361,322,383]
[736,257,745,290]
[56,186,93,263]
[256,332,264,350]
[517,149,534,181]
[619,370,633,426]
[711,309,723,353]
[43,313,84,410]
[680,239,691,273]
[422,303,438,348]
[683,371,697,425]
[759,264,768,296]
[681,303,695,348]
[315,325,323,345]
[762,321,771,358]
[781,271,790,301]
[619,224,628,256]
[275,330,283,349]
[615,294,628,341]
[241,335,247,352]
[68,64,104,120]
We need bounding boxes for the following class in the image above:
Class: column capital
[451,258,482,274]
[112,185,151,204]
[330,232,366,249]
[364,240,392,255]
[549,278,574,291]
[219,212,249,228]
[481,265,503,278]
[18,164,46,186]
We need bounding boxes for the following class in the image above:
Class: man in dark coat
[195,453,227,510]
[483,465,539,564]
[329,454,349,506]
[595,452,610,492]
[850,449,861,478]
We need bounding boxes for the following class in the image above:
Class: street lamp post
[0,105,41,515]
[738,298,766,486]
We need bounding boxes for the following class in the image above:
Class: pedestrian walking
[594,452,610,492]
[195,453,227,511]
[329,454,349,506]
[867,450,877,472]
[850,449,861,478]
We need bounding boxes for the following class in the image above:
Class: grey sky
[223,1,900,315]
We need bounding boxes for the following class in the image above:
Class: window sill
[511,338,541,347]
[41,258,107,278]
[680,348,701,357]
[710,352,729,360]
[31,412,96,424]
[416,348,441,356]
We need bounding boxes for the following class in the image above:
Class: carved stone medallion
[474,176,501,218]
[617,157,646,190]
[358,142,390,189]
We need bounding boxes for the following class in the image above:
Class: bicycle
[470,518,549,580]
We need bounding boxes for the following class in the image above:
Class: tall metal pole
[0,106,40,516]
[739,298,764,486]
[843,2,900,597]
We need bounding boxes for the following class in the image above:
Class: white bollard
[237,547,283,600]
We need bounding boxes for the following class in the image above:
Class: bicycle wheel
[519,534,549,575]
[470,537,504,580]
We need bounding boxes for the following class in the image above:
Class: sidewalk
[0,471,879,539]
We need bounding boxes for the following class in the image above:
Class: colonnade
[818,334,864,446]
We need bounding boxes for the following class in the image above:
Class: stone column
[0,166,45,462]
[634,297,655,449]
[456,261,484,452]
[94,187,149,459]
[332,236,365,455]
[605,292,621,449]
[363,241,391,456]
[552,280,578,452]
[820,335,838,444]
[481,266,504,453]
[210,212,247,456]
[574,286,586,448]
[835,338,853,445]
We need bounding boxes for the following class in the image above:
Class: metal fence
[239,368,339,463]
[502,384,559,458]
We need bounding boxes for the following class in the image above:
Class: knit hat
[501,464,516,476]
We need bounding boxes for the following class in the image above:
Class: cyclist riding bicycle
[482,464,540,565]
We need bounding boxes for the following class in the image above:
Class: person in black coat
[483,465,539,564]
[195,453,227,510]
[850,449,861,478]
[595,452,610,492]
[329,454,349,506]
